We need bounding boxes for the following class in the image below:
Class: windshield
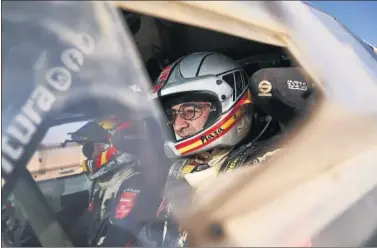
[29,121,93,213]
[1,1,169,247]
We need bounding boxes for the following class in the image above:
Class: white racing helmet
[151,52,254,158]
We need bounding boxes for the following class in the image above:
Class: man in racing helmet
[67,116,164,247]
[150,52,283,247]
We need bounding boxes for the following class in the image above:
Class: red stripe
[159,72,169,81]
[95,155,102,169]
[94,147,117,169]
[152,83,163,93]
[176,106,239,150]
[115,121,130,131]
[158,65,171,81]
[152,65,172,93]
[106,146,117,160]
[180,111,241,155]
[175,91,250,149]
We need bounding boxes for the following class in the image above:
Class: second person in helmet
[67,116,167,247]
[149,52,282,247]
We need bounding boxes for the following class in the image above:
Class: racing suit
[69,156,162,247]
[145,134,283,247]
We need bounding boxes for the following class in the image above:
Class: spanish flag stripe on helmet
[152,64,172,93]
[175,90,252,152]
[115,121,130,131]
[94,146,117,168]
[100,150,107,166]
[81,161,88,172]
[177,108,244,154]
[95,154,102,169]
[106,146,117,160]
[179,108,243,155]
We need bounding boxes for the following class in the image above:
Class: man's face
[170,101,211,139]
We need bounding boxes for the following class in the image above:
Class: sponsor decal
[225,157,240,172]
[258,80,272,96]
[251,149,280,165]
[124,188,140,193]
[115,191,137,219]
[287,80,308,91]
[200,127,224,143]
[236,116,249,137]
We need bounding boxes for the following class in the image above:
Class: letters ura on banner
[2,33,95,177]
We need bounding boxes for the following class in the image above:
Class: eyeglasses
[165,102,215,125]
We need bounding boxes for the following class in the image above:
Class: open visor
[160,92,222,142]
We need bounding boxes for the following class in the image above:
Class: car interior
[1,8,316,247]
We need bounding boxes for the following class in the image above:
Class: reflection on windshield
[27,121,90,182]
[2,1,170,246]
[37,174,92,212]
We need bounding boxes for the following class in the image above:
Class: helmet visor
[161,92,222,142]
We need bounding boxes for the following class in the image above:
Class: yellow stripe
[181,165,195,176]
[222,109,242,130]
[178,109,243,154]
[81,161,87,172]
[100,151,107,165]
[178,140,203,154]
[98,119,116,130]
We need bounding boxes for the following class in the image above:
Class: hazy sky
[41,121,89,146]
[312,1,377,45]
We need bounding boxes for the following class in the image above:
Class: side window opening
[235,71,243,98]
[240,71,245,89]
[222,73,236,101]
[233,72,237,96]
[242,71,249,89]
